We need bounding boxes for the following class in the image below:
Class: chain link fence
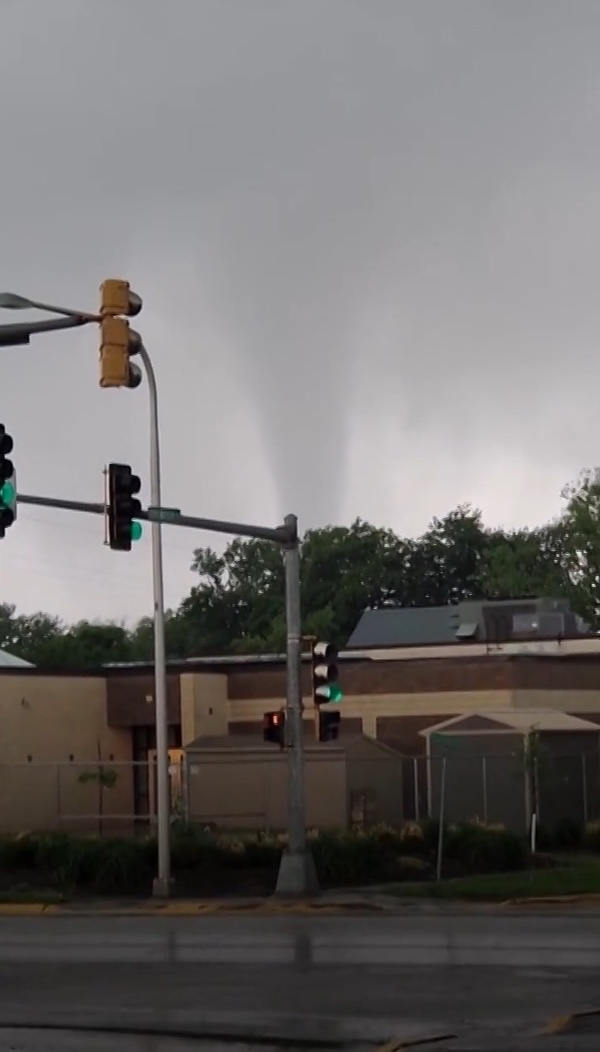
[0,750,596,836]
[401,751,600,832]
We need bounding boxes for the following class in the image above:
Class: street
[0,910,598,1049]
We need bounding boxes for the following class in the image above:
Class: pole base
[275,848,319,897]
[152,876,174,899]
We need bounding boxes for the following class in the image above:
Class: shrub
[442,820,527,874]
[583,821,600,853]
[0,820,530,894]
[552,817,583,850]
[312,827,400,885]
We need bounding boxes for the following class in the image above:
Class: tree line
[3,468,600,669]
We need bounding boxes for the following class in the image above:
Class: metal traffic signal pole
[0,280,317,897]
[276,516,318,896]
[97,280,171,898]
[16,491,318,896]
[137,343,170,899]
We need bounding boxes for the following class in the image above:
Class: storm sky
[2,0,600,625]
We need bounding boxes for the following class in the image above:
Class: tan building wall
[514,689,600,717]
[185,745,347,830]
[0,674,132,833]
[227,688,514,747]
[180,672,228,745]
[345,737,404,827]
[1,650,600,833]
[184,735,405,831]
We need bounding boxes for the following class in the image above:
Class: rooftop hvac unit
[512,612,565,638]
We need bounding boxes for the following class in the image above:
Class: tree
[0,606,136,669]
[558,468,600,626]
[480,526,572,604]
[407,506,492,606]
[300,520,410,644]
[5,467,600,664]
[77,739,118,835]
[185,521,411,652]
[0,605,65,664]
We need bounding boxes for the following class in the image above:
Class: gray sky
[2,0,600,626]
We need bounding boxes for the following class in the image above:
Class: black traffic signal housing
[319,710,341,742]
[263,709,285,747]
[107,463,142,551]
[311,641,343,705]
[0,425,16,539]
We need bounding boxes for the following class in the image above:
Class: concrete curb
[543,1009,600,1035]
[0,904,62,915]
[503,893,600,906]
[0,897,388,917]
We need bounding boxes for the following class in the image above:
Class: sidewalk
[2,887,600,917]
[0,890,392,917]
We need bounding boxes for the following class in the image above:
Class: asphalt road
[0,911,599,1050]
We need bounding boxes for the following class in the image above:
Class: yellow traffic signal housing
[99,279,142,318]
[99,317,142,389]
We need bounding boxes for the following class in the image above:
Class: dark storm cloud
[1,0,600,620]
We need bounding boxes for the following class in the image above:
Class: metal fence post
[181,754,189,823]
[413,758,420,822]
[55,763,61,829]
[435,756,447,882]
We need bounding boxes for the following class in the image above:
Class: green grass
[0,887,67,905]
[385,856,600,902]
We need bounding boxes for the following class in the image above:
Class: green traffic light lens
[0,481,15,506]
[328,684,343,702]
[130,520,143,542]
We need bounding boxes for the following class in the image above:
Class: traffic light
[107,463,143,551]
[263,710,285,747]
[99,279,143,390]
[0,425,16,539]
[311,641,343,705]
[318,710,341,742]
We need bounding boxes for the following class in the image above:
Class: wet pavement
[0,912,598,1049]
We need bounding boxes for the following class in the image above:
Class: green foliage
[0,821,530,895]
[548,817,583,850]
[583,821,600,852]
[78,768,118,789]
[4,466,600,667]
[442,821,528,873]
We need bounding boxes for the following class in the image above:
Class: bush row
[0,819,531,895]
[535,817,600,852]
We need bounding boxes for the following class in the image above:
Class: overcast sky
[2,0,600,626]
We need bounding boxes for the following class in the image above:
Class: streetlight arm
[0,292,99,322]
[0,316,88,346]
[25,299,100,322]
